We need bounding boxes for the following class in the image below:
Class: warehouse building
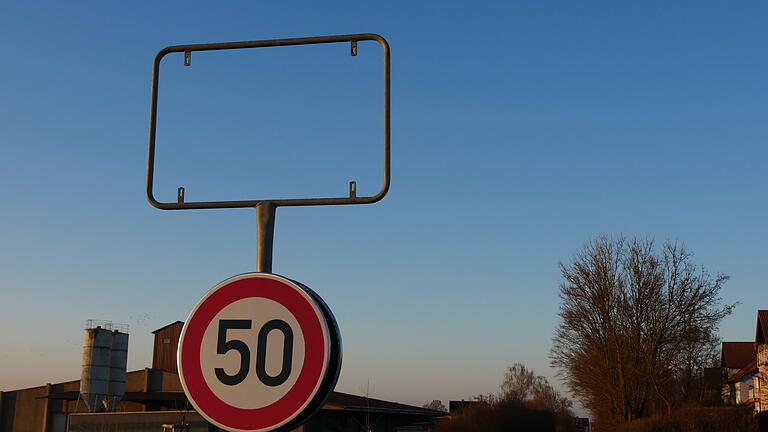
[0,322,445,432]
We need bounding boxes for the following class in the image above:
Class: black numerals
[214,319,294,386]
[256,320,294,386]
[215,320,252,386]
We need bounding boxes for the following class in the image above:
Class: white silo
[106,328,129,411]
[80,322,113,412]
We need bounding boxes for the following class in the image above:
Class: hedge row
[617,406,758,432]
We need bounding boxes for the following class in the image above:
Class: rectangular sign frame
[146,33,390,210]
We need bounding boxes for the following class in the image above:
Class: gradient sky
[1,0,766,415]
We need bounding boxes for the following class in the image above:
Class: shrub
[433,398,574,432]
[616,406,757,432]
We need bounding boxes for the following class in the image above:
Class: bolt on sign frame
[146,34,390,273]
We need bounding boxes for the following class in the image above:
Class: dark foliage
[434,364,575,432]
[433,398,575,432]
[615,406,757,432]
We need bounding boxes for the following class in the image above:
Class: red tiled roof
[721,342,756,369]
[756,311,768,345]
[729,360,758,383]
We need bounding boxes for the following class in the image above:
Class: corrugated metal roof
[327,392,445,416]
[152,321,184,334]
[39,390,445,416]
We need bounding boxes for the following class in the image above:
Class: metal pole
[256,202,276,273]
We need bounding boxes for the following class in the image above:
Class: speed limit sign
[178,273,342,432]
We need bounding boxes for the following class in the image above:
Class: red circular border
[179,276,327,431]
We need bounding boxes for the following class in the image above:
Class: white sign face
[200,297,306,409]
[178,273,340,432]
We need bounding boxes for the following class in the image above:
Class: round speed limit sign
[178,273,341,432]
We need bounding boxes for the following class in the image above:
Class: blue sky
[1,0,766,413]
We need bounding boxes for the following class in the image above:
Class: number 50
[214,319,294,387]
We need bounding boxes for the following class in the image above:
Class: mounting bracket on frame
[145,33,391,273]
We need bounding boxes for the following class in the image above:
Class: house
[720,310,768,412]
[721,341,756,405]
[728,360,757,406]
[755,310,768,412]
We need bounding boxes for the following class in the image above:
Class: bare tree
[550,236,733,426]
[502,363,540,401]
[501,363,572,415]
[423,399,447,412]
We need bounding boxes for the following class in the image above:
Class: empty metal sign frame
[146,33,390,211]
[145,33,391,273]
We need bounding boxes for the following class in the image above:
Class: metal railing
[85,319,129,333]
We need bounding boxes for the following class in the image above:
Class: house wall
[758,344,768,412]
[735,375,754,404]
[722,368,743,404]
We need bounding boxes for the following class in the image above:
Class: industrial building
[0,321,445,432]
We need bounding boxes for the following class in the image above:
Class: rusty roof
[721,342,756,369]
[152,321,184,334]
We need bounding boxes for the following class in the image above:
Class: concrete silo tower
[79,320,129,412]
